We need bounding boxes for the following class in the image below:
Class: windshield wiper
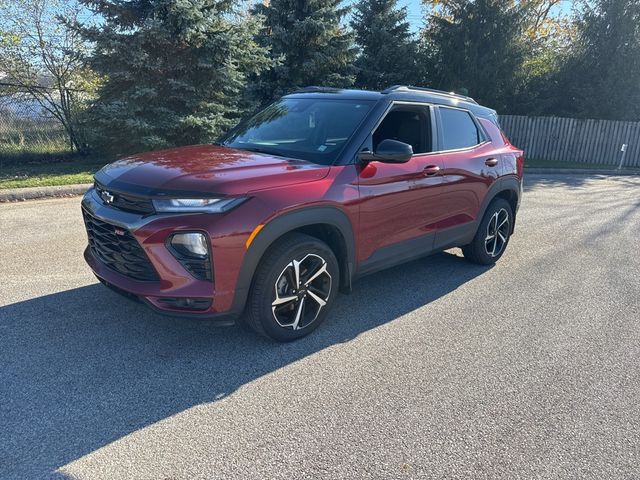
[233,146,287,158]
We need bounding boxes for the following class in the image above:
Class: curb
[524,168,639,175]
[0,184,92,203]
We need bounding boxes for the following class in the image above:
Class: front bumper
[81,187,246,319]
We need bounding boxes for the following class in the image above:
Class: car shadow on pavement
[0,251,490,479]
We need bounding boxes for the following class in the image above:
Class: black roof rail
[382,85,477,104]
[289,86,342,94]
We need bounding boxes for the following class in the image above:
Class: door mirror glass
[359,139,413,164]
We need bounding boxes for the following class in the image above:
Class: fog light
[170,232,209,257]
[168,232,213,281]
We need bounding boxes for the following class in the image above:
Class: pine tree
[250,0,356,105]
[559,0,640,120]
[350,0,417,90]
[73,0,272,154]
[423,0,526,111]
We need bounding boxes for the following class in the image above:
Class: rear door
[429,106,502,249]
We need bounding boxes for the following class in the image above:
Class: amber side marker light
[246,224,265,249]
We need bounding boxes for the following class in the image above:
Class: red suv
[82,86,524,341]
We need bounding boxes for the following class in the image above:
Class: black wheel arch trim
[227,206,356,316]
[477,176,521,232]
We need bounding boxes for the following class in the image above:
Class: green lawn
[0,157,110,189]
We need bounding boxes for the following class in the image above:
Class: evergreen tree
[423,0,526,111]
[350,0,417,90]
[557,0,640,120]
[251,0,356,105]
[73,0,272,154]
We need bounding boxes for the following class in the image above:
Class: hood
[95,144,331,196]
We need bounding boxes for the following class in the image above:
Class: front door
[356,104,446,271]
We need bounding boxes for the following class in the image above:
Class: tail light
[516,153,525,178]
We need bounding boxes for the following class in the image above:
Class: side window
[439,107,481,150]
[373,106,432,154]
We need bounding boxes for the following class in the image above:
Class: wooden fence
[500,115,640,168]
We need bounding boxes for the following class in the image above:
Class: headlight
[152,197,245,213]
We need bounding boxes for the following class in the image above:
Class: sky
[397,0,424,31]
[346,0,574,33]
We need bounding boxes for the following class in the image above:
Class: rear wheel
[245,233,339,341]
[462,198,513,265]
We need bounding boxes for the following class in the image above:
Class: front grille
[95,182,155,214]
[83,210,160,281]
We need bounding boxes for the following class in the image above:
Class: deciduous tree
[0,0,97,152]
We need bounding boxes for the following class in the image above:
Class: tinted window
[439,107,481,150]
[373,107,432,154]
[221,98,374,165]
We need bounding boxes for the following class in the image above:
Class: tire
[462,198,514,265]
[245,233,340,341]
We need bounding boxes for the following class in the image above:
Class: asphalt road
[1,174,639,479]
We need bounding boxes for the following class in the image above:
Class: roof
[285,85,497,118]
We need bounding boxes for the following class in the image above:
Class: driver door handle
[423,165,441,176]
[485,158,499,167]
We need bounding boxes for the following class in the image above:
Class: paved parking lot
[1,174,639,479]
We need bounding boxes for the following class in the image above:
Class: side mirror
[358,139,413,164]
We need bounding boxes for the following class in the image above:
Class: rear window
[439,107,481,150]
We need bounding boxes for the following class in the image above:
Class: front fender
[228,205,356,314]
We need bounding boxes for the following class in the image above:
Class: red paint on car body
[82,88,523,319]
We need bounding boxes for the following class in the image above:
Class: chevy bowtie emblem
[100,189,115,204]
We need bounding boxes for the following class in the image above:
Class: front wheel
[245,233,339,341]
[462,198,513,265]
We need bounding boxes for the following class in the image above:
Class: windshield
[221,98,375,165]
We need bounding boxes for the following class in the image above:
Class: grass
[0,116,109,189]
[0,118,71,160]
[0,156,110,189]
[524,158,640,171]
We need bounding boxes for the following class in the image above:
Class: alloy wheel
[271,253,332,330]
[485,208,510,257]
